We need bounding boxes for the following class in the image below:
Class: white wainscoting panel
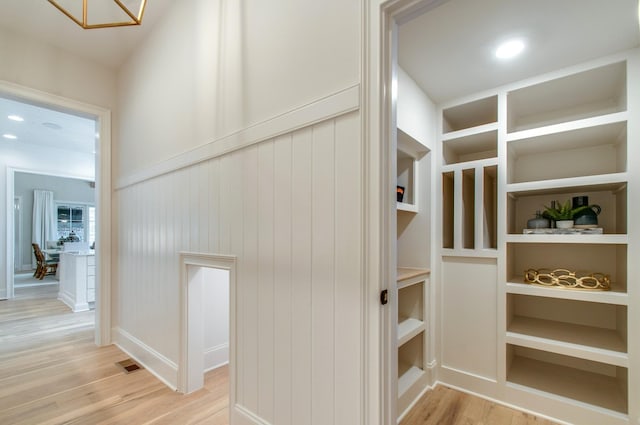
[441,256,498,381]
[115,111,363,424]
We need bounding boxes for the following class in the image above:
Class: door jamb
[369,1,448,423]
[178,252,236,408]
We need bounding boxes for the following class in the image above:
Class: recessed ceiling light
[3,134,18,140]
[8,114,24,122]
[495,39,525,59]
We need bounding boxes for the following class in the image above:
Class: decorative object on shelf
[523,227,603,234]
[555,220,574,229]
[526,210,550,229]
[397,185,405,202]
[572,196,601,228]
[524,268,611,291]
[542,199,592,229]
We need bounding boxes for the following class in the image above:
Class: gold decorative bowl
[524,268,611,291]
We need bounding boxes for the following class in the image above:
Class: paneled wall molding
[116,84,360,190]
[116,111,363,423]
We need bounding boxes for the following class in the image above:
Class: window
[56,203,95,245]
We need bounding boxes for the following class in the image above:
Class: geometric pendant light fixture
[47,0,147,29]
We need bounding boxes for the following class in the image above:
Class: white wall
[0,27,116,109]
[396,67,437,268]
[114,3,363,421]
[197,267,230,371]
[115,0,360,178]
[0,140,95,298]
[114,113,362,423]
[14,172,95,270]
[398,67,437,151]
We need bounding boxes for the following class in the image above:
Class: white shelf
[507,316,627,367]
[442,128,497,165]
[506,282,628,305]
[397,267,430,289]
[507,355,628,415]
[442,95,497,133]
[398,364,426,397]
[398,318,425,347]
[506,118,627,184]
[507,61,627,133]
[505,234,628,244]
[506,173,628,196]
[442,122,498,141]
[506,111,627,143]
[397,202,418,213]
[398,128,429,159]
[440,157,498,173]
[441,248,499,258]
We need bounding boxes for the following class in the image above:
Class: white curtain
[32,190,56,267]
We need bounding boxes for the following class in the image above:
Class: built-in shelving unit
[437,54,636,424]
[503,59,631,423]
[395,88,433,418]
[439,95,498,253]
[396,268,430,418]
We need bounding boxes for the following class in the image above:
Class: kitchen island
[58,250,95,312]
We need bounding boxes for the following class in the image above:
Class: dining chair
[32,243,58,279]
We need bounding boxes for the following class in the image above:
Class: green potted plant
[542,200,591,229]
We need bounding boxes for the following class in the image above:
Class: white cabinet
[437,53,638,424]
[58,251,96,312]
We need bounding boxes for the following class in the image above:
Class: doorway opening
[1,81,112,345]
[178,252,236,414]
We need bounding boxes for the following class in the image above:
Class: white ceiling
[2,1,639,154]
[0,97,96,154]
[398,0,640,104]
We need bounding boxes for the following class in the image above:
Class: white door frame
[365,1,448,423]
[1,80,112,346]
[13,196,22,272]
[178,252,236,403]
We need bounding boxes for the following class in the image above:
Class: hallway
[0,286,229,424]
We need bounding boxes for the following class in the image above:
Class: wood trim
[115,84,360,190]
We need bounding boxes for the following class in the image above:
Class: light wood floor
[0,285,228,425]
[400,386,560,425]
[1,285,558,425]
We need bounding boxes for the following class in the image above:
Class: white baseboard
[113,326,178,390]
[58,291,89,312]
[204,343,229,372]
[233,405,271,425]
